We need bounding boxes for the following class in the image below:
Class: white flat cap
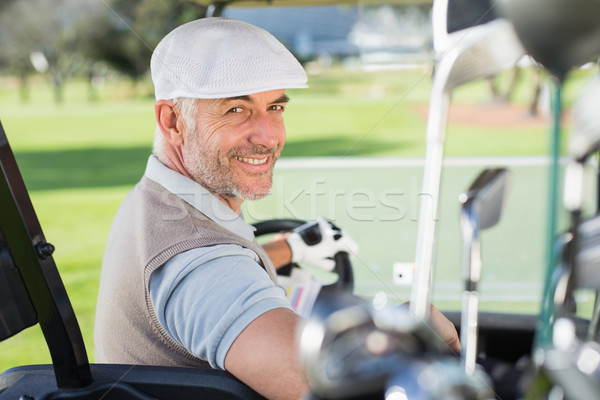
[151,17,308,100]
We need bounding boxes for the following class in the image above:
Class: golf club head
[437,19,526,92]
[459,168,512,231]
[568,73,600,161]
[432,0,499,55]
[299,292,398,398]
[499,0,600,80]
[543,340,600,400]
[385,358,494,400]
[299,292,447,399]
[430,0,526,94]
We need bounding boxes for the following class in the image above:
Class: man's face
[181,89,288,202]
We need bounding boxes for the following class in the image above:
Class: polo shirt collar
[143,155,255,241]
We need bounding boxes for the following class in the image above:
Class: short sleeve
[150,244,293,369]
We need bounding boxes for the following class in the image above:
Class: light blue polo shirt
[146,156,292,370]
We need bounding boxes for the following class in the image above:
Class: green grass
[0,65,596,373]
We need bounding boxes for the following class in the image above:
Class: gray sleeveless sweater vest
[94,176,277,367]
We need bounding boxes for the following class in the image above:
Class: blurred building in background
[223,3,433,70]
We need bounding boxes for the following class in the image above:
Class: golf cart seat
[0,364,263,400]
[0,120,264,400]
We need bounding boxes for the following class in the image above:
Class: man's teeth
[234,156,268,165]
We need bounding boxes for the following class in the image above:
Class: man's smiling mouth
[233,156,268,165]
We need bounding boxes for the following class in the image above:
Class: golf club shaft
[410,83,451,322]
[461,224,481,375]
[535,80,564,350]
[462,291,479,375]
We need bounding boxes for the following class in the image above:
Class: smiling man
[93,17,327,400]
[94,17,459,400]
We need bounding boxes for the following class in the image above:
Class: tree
[0,0,44,102]
[84,0,207,87]
[0,0,104,103]
[0,0,207,102]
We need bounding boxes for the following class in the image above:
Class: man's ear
[155,100,184,146]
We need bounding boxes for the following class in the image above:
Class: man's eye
[228,107,244,113]
[270,105,284,111]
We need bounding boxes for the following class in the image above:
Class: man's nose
[248,112,279,148]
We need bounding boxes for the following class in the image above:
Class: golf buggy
[2,0,600,399]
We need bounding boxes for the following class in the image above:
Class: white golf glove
[286,217,359,272]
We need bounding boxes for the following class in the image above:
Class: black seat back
[0,120,92,389]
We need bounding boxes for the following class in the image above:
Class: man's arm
[261,234,292,269]
[225,308,308,400]
[151,245,308,398]
[150,245,298,370]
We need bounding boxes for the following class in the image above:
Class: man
[94,17,459,400]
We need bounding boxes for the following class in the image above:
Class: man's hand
[402,302,461,354]
[429,304,461,354]
[285,217,359,272]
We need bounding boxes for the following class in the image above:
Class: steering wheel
[252,219,354,293]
